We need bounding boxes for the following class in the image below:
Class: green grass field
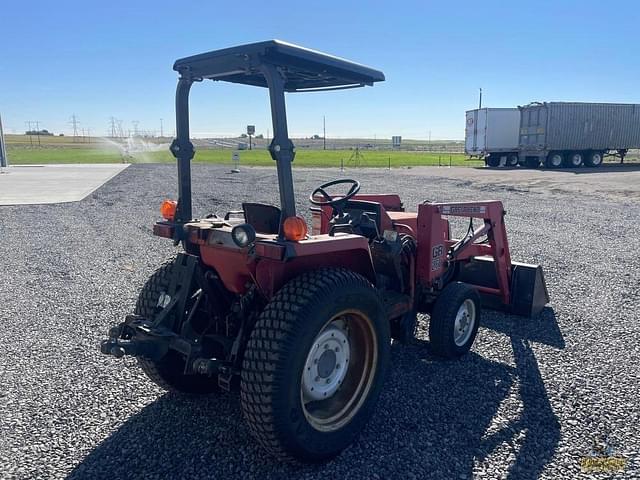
[7,147,477,167]
[7,147,124,164]
[154,148,475,167]
[5,134,479,167]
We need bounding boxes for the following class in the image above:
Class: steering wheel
[309,179,361,216]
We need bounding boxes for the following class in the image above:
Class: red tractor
[101,40,549,462]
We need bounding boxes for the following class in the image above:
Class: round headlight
[231,223,256,247]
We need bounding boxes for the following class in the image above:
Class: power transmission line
[69,114,80,142]
[25,121,33,146]
[109,117,117,137]
[34,120,41,146]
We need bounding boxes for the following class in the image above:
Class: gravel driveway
[1,164,638,479]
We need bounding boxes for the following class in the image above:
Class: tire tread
[240,268,380,461]
[429,282,481,358]
[135,257,218,393]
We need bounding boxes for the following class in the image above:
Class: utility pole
[160,118,164,138]
[479,88,483,109]
[323,115,326,150]
[70,114,79,142]
[0,113,8,168]
[429,130,431,150]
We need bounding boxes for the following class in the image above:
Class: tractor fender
[255,242,375,300]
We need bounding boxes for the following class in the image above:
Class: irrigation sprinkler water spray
[100,136,170,163]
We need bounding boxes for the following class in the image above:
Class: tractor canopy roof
[173,40,385,92]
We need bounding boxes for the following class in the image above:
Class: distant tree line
[25,129,54,136]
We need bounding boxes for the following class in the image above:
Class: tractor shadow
[68,308,562,480]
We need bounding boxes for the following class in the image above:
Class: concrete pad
[0,164,130,205]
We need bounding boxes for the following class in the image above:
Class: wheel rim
[301,310,377,432]
[592,153,602,165]
[571,154,582,166]
[550,154,562,167]
[453,299,476,347]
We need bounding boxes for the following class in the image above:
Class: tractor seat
[242,202,281,234]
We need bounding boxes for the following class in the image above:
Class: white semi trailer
[518,102,640,168]
[466,102,640,169]
[465,108,520,167]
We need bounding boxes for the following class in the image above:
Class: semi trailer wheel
[486,155,501,168]
[241,268,390,462]
[545,152,563,169]
[428,282,481,358]
[507,154,519,167]
[135,258,220,394]
[585,151,604,167]
[566,152,584,168]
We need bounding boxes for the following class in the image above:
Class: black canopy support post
[262,63,297,237]
[170,77,195,235]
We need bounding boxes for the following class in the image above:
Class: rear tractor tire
[241,268,390,462]
[428,282,481,359]
[135,258,220,394]
[585,151,604,167]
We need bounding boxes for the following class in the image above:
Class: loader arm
[416,201,512,305]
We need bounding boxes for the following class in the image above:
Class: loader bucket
[455,256,550,317]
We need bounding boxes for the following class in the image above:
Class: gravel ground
[1,164,639,479]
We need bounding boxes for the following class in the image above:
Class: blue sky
[1,1,638,139]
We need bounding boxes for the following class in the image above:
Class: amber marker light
[160,199,177,221]
[283,216,308,241]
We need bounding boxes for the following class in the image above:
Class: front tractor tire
[429,282,481,359]
[135,259,219,394]
[240,268,390,462]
